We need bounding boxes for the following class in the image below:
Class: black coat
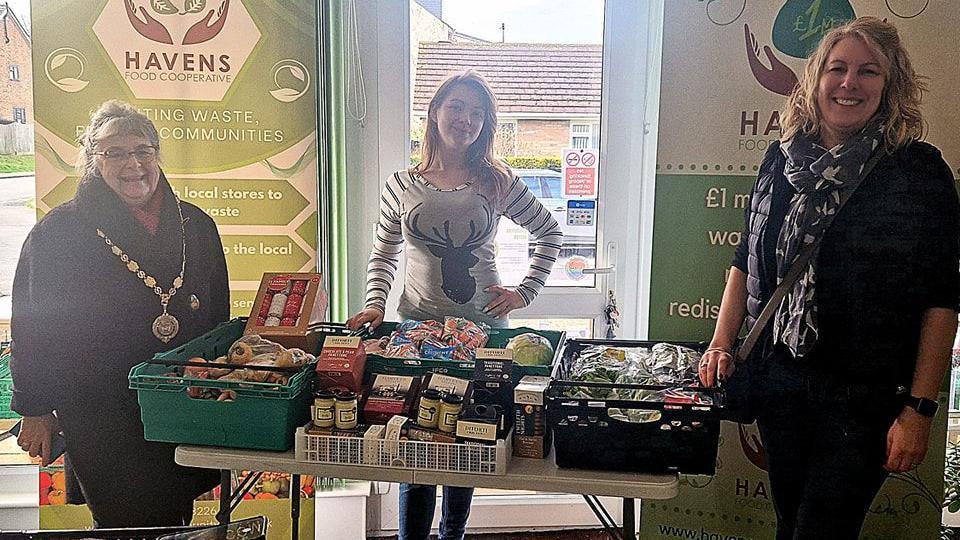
[734,141,960,386]
[10,173,228,526]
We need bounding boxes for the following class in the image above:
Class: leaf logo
[125,0,229,45]
[44,48,90,93]
[270,60,310,103]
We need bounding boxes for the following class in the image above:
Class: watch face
[918,398,939,417]
[911,397,939,417]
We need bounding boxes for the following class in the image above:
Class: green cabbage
[506,332,555,366]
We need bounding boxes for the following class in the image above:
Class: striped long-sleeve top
[364,169,563,327]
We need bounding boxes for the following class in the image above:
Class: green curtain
[321,0,349,322]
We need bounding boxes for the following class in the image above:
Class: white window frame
[8,65,19,81]
[13,107,26,124]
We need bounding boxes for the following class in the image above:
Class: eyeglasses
[94,146,158,163]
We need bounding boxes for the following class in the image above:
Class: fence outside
[0,123,34,155]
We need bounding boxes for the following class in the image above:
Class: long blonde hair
[780,16,925,152]
[412,70,511,200]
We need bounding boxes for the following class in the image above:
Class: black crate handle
[308,321,374,339]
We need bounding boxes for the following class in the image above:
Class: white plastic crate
[294,424,510,475]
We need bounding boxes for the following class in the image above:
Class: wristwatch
[903,395,939,418]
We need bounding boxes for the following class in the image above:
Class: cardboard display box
[316,335,366,394]
[363,373,420,424]
[244,272,328,352]
[513,375,551,459]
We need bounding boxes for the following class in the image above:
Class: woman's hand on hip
[346,307,384,330]
[483,286,526,318]
[18,414,60,467]
[698,347,736,388]
[884,407,932,473]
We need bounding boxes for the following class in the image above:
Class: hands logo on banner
[738,423,768,471]
[701,0,930,96]
[124,0,231,45]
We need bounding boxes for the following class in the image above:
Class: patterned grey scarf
[775,123,883,358]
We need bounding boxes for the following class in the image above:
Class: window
[570,122,601,150]
[8,65,19,81]
[13,108,26,124]
[571,123,591,149]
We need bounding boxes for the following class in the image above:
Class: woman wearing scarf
[699,17,959,539]
[11,100,228,526]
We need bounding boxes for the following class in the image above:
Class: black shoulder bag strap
[735,151,884,363]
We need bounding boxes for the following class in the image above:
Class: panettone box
[244,272,328,352]
[316,335,367,393]
[363,373,421,424]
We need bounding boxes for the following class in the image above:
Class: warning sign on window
[561,148,598,198]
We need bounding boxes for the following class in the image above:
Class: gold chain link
[95,197,187,306]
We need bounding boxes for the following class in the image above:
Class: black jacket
[733,141,960,386]
[10,174,229,418]
[9,173,228,526]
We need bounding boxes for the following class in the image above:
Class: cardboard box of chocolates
[244,272,328,352]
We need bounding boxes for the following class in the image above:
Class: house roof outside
[413,42,601,116]
[0,4,31,44]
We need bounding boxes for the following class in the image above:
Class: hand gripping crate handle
[308,321,374,338]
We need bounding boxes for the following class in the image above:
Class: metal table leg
[216,470,232,525]
[623,497,636,540]
[216,470,262,526]
[582,495,623,540]
[291,475,301,540]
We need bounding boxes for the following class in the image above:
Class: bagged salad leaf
[565,343,708,402]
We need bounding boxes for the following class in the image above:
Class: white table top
[175,445,679,500]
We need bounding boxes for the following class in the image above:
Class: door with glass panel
[371,0,661,534]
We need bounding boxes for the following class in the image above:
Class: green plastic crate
[349,322,565,382]
[0,351,19,420]
[128,318,313,451]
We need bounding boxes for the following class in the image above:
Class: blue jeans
[399,483,474,540]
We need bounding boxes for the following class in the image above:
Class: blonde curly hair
[780,16,926,152]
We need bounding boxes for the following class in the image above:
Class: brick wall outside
[0,17,33,125]
[515,119,570,156]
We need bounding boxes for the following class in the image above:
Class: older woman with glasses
[11,100,229,526]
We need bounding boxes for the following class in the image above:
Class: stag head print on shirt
[406,201,497,304]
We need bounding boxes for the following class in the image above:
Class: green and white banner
[644,1,958,538]
[31,0,320,317]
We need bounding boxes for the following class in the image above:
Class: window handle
[582,265,615,275]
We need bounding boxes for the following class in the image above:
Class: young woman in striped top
[347,70,563,540]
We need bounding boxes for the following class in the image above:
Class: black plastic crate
[547,338,721,475]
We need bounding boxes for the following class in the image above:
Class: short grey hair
[77,100,160,178]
